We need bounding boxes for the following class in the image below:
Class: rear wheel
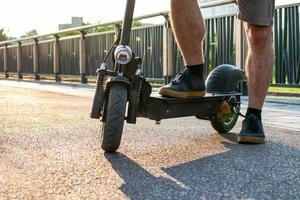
[101,84,127,153]
[210,96,240,134]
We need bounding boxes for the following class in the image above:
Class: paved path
[1,79,300,131]
[241,97,300,131]
[0,79,299,199]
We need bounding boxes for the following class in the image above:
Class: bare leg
[244,23,274,110]
[170,0,205,65]
[158,0,206,97]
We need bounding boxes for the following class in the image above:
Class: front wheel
[210,96,240,134]
[101,84,127,153]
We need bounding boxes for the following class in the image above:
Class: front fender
[106,76,131,96]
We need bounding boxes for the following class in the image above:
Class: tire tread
[101,85,127,152]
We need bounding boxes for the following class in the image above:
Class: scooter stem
[120,0,136,46]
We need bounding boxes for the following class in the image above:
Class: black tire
[101,84,127,152]
[210,96,240,134]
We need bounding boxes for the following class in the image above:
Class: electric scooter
[91,0,245,153]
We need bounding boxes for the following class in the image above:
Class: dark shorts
[237,0,275,26]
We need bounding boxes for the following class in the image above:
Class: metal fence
[274,5,300,86]
[130,25,164,79]
[59,37,80,75]
[38,41,54,74]
[6,46,17,73]
[0,1,299,87]
[21,44,34,74]
[86,32,116,76]
[167,14,237,80]
[0,48,4,72]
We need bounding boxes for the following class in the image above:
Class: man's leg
[244,24,274,110]
[237,0,275,144]
[238,24,274,144]
[159,0,206,98]
[170,0,205,65]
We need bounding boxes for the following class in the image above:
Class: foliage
[40,20,144,38]
[21,29,38,38]
[86,25,115,34]
[60,31,80,37]
[0,28,8,42]
[132,20,142,27]
[268,86,300,94]
[0,19,145,41]
[85,20,143,34]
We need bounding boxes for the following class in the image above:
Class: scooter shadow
[105,135,300,200]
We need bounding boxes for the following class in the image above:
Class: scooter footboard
[145,94,224,121]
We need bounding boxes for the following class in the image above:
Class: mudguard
[106,76,131,93]
[205,64,244,94]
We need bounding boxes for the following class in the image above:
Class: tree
[58,20,145,37]
[85,20,143,34]
[132,20,142,27]
[0,28,8,42]
[59,31,80,37]
[21,29,38,38]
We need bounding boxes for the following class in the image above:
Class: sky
[0,0,169,37]
[0,0,297,38]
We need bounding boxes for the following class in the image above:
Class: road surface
[0,79,299,199]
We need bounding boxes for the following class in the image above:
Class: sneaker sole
[237,136,265,144]
[159,88,205,98]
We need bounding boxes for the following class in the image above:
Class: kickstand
[239,112,246,118]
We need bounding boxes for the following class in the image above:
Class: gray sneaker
[238,114,265,144]
[159,68,205,98]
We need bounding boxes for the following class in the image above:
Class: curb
[1,78,299,105]
[242,96,300,106]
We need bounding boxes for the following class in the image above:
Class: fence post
[33,39,40,80]
[3,45,8,78]
[53,35,60,82]
[115,24,121,40]
[79,31,87,83]
[17,41,22,79]
[235,18,248,95]
[163,15,174,84]
[235,18,243,69]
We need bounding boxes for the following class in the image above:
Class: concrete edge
[1,78,300,105]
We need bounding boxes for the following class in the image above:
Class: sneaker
[238,114,265,144]
[159,68,205,98]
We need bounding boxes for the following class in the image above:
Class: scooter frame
[91,0,244,152]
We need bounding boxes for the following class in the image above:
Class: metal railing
[0,0,299,87]
[274,5,300,86]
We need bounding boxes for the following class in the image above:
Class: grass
[268,86,300,94]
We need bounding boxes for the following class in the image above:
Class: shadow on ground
[105,133,300,200]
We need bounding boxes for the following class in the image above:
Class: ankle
[246,107,262,121]
[186,64,204,79]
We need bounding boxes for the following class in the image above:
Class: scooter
[91,0,245,153]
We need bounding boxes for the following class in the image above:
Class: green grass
[268,86,300,94]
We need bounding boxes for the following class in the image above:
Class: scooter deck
[145,93,235,121]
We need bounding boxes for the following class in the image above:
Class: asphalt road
[0,80,300,199]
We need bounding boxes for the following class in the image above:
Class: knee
[171,0,184,7]
[245,24,272,51]
[171,0,194,5]
[171,0,197,9]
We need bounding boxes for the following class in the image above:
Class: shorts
[237,0,275,26]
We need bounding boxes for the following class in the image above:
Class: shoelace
[171,70,186,85]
